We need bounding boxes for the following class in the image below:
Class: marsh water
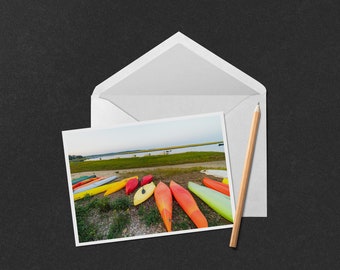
[85,143,225,161]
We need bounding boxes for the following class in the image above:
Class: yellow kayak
[133,182,156,206]
[222,178,229,185]
[104,176,138,196]
[74,178,125,201]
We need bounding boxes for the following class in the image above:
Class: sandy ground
[71,160,226,179]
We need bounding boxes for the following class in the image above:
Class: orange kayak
[154,182,172,232]
[170,180,208,228]
[202,177,230,196]
[72,177,98,190]
[71,174,96,185]
[73,177,104,192]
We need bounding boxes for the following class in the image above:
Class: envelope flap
[93,32,266,98]
[107,95,251,121]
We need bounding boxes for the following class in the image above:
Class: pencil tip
[255,103,261,112]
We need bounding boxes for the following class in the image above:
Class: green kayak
[71,175,96,185]
[188,182,233,223]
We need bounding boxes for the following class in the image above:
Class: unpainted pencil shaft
[229,104,261,248]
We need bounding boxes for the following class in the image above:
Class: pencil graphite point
[255,103,260,112]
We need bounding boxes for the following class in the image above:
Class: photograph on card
[62,112,235,246]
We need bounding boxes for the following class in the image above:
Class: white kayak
[73,176,118,194]
[200,169,228,179]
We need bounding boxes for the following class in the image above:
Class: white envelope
[90,32,267,217]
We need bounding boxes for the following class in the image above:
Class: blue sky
[63,113,225,156]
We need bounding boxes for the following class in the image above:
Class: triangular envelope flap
[91,98,137,128]
[93,32,266,99]
[99,44,257,98]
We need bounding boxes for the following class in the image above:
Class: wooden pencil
[229,103,261,248]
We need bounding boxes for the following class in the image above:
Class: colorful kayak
[154,182,172,232]
[202,177,230,196]
[133,182,156,206]
[200,170,228,179]
[125,178,139,194]
[141,175,153,186]
[74,176,118,194]
[71,175,96,185]
[188,182,233,223]
[104,176,137,196]
[170,181,208,228]
[222,178,229,185]
[74,179,126,201]
[73,177,104,192]
[72,177,98,190]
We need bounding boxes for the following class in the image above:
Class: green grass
[138,205,161,226]
[75,196,133,242]
[95,197,112,212]
[111,197,131,211]
[77,218,99,242]
[70,151,225,173]
[173,221,190,231]
[107,212,130,239]
[75,204,101,242]
[172,202,194,231]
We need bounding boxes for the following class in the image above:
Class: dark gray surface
[1,1,339,269]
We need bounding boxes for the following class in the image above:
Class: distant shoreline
[76,141,224,160]
[70,151,226,174]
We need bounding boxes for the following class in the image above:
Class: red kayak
[72,177,97,190]
[170,180,208,228]
[73,177,104,192]
[141,175,153,186]
[202,177,230,196]
[125,178,139,194]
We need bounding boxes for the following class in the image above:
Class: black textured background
[1,1,339,269]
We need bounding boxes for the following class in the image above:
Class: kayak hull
[222,178,229,185]
[72,177,99,189]
[74,179,123,201]
[73,177,104,192]
[71,175,96,185]
[133,182,156,206]
[188,182,233,223]
[202,177,230,196]
[104,176,137,196]
[200,170,228,179]
[125,178,139,194]
[74,176,117,194]
[141,175,153,186]
[154,182,172,232]
[170,180,208,228]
